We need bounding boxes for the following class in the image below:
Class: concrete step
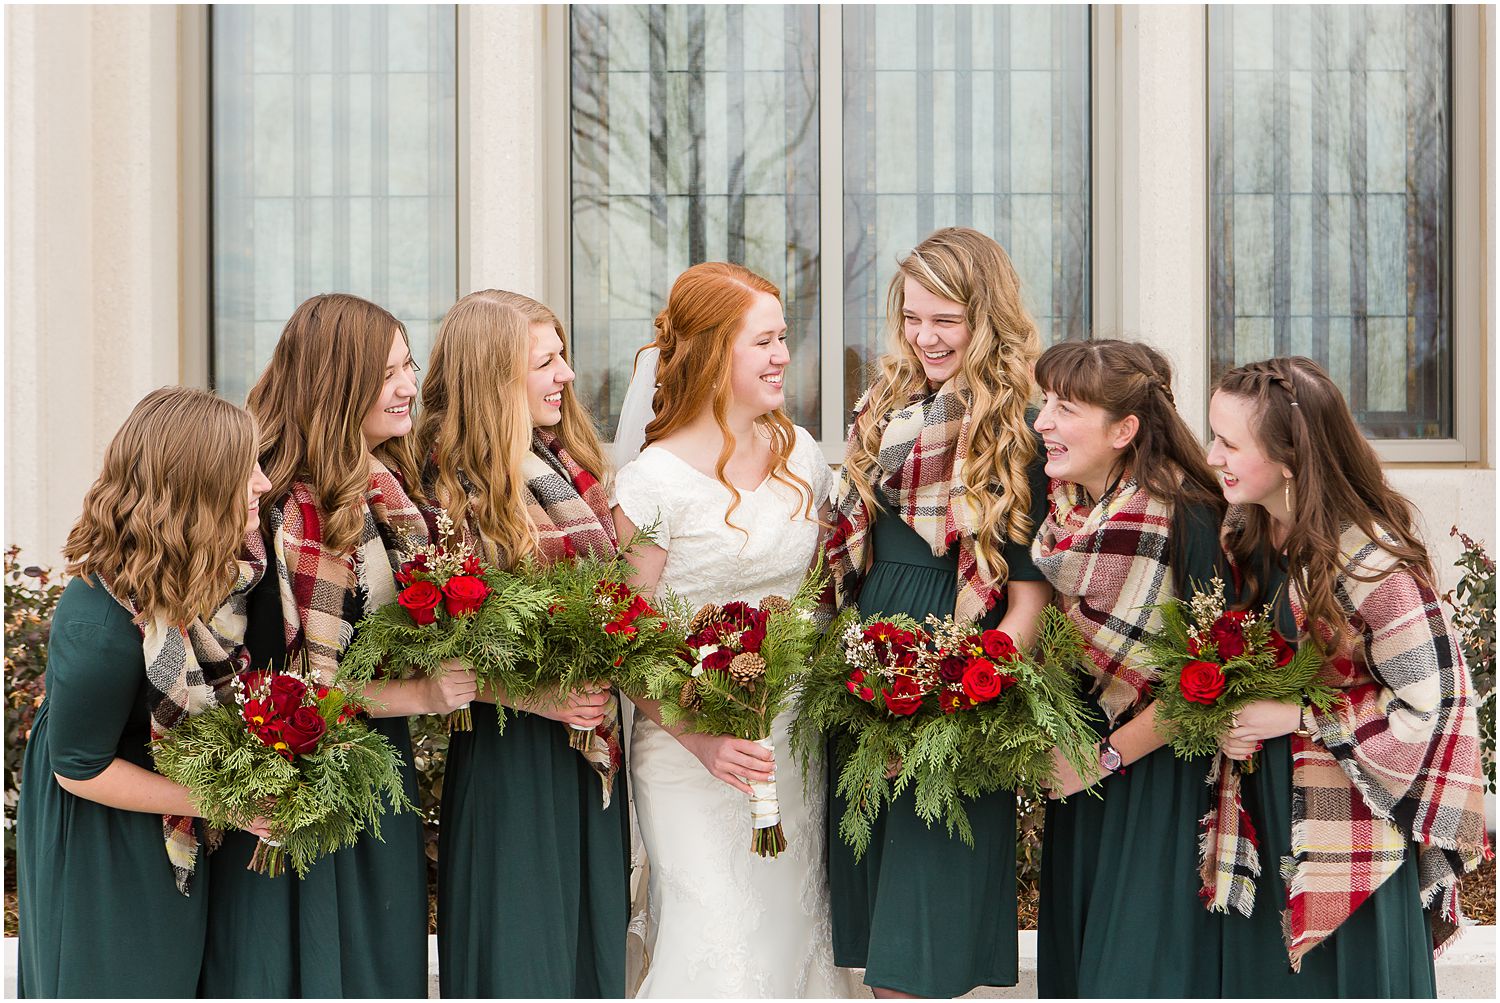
[5,926,1495,998]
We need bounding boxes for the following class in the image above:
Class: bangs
[1034,341,1108,405]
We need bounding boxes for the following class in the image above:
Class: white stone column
[4,4,184,568]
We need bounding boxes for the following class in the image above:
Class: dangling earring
[1283,477,1293,513]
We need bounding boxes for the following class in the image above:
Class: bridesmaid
[1027,340,1227,997]
[418,289,630,998]
[1208,357,1488,996]
[200,293,477,997]
[16,387,272,997]
[824,227,1051,998]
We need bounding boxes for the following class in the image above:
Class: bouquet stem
[247,837,285,878]
[448,704,472,732]
[568,722,594,751]
[748,735,785,858]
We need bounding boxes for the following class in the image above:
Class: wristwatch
[1098,736,1125,776]
[1294,704,1316,738]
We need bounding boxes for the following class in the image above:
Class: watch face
[1099,746,1122,771]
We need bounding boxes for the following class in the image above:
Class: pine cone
[689,603,722,633]
[679,677,703,711]
[728,652,767,687]
[758,595,792,616]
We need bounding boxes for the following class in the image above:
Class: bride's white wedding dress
[614,427,855,999]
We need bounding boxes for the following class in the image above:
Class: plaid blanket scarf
[827,377,1000,624]
[105,531,267,895]
[520,430,625,807]
[1029,477,1176,725]
[269,457,430,683]
[1276,522,1489,968]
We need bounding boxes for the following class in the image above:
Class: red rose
[939,690,966,714]
[281,706,328,755]
[858,685,875,701]
[1267,629,1295,667]
[981,630,1019,661]
[849,669,865,684]
[702,648,733,672]
[936,653,967,684]
[268,675,308,718]
[604,619,638,639]
[442,574,490,617]
[961,658,1004,703]
[624,594,652,621]
[398,580,443,625]
[741,625,766,652]
[1180,660,1227,704]
[882,675,923,716]
[1208,611,1249,659]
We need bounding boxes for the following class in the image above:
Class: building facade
[5,4,1495,592]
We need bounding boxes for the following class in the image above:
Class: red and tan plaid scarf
[1278,523,1489,968]
[269,457,430,683]
[521,430,624,807]
[827,377,999,624]
[108,531,267,895]
[1029,478,1176,725]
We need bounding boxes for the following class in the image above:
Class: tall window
[212,4,458,404]
[568,4,1091,443]
[1208,5,1451,439]
[569,5,822,434]
[842,5,1091,414]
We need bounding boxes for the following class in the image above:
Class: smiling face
[244,461,272,531]
[1033,392,1137,501]
[526,321,575,427]
[1207,390,1294,521]
[360,329,418,449]
[726,291,790,420]
[901,277,972,387]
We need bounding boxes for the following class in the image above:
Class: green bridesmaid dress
[198,557,429,998]
[828,456,1049,998]
[437,704,631,997]
[1035,502,1226,997]
[17,578,214,998]
[1218,564,1436,997]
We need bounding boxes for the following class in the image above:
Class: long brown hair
[1215,356,1434,652]
[417,289,611,566]
[247,293,423,555]
[1035,339,1225,586]
[643,262,814,529]
[64,387,258,626]
[843,227,1041,583]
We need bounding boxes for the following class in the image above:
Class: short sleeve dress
[827,442,1051,998]
[17,576,214,998]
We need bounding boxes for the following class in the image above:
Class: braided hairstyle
[1214,356,1434,652]
[1035,339,1224,586]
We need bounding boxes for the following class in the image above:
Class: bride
[612,262,855,998]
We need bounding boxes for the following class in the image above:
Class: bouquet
[794,604,1097,859]
[1144,576,1339,762]
[150,654,414,878]
[646,567,827,857]
[339,512,552,730]
[514,534,686,751]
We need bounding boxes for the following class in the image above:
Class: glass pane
[1208,4,1451,439]
[212,4,458,405]
[841,5,1091,414]
[570,5,822,436]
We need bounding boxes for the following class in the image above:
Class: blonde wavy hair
[843,227,1042,583]
[247,293,423,556]
[64,386,258,627]
[417,289,612,567]
[643,262,816,531]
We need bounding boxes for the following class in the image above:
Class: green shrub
[1446,527,1496,793]
[4,547,64,869]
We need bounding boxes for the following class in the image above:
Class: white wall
[5,4,185,569]
[3,3,1495,595]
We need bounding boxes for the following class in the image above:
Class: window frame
[546,3,1115,460]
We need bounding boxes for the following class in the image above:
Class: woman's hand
[1220,700,1303,761]
[424,659,478,715]
[241,815,276,840]
[1045,744,1100,799]
[515,686,610,730]
[678,733,774,795]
